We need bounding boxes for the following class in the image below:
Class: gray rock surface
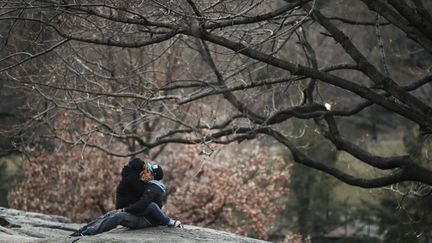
[0,207,268,243]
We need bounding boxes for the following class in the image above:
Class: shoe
[168,220,183,228]
[70,226,89,236]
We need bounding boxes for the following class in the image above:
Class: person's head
[140,162,163,182]
[125,158,145,174]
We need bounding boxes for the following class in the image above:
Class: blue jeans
[83,202,171,235]
[143,202,170,226]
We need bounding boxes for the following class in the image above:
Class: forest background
[1,0,432,242]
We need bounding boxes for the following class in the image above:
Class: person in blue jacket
[71,158,181,237]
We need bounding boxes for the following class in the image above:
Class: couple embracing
[71,158,182,236]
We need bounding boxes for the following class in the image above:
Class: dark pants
[83,202,170,235]
[143,202,170,226]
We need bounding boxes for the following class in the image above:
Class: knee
[147,202,159,210]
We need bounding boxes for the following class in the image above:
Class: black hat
[147,163,164,180]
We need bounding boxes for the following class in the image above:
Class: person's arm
[124,184,161,214]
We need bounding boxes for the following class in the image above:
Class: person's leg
[84,210,116,229]
[75,211,152,236]
[123,213,154,229]
[143,202,170,226]
[141,202,182,228]
[71,211,117,236]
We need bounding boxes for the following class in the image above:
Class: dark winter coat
[115,158,146,210]
[123,180,166,216]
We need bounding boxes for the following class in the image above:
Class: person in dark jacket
[115,158,147,210]
[70,158,181,237]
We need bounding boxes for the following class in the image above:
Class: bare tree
[1,0,432,188]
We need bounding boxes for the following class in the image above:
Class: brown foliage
[9,143,291,240]
[162,144,290,240]
[9,112,291,239]
[8,146,123,222]
[8,110,128,222]
[8,142,291,240]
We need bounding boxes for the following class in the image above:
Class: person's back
[116,158,146,209]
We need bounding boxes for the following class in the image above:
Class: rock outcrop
[0,207,267,243]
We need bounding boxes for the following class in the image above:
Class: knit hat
[147,163,164,180]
